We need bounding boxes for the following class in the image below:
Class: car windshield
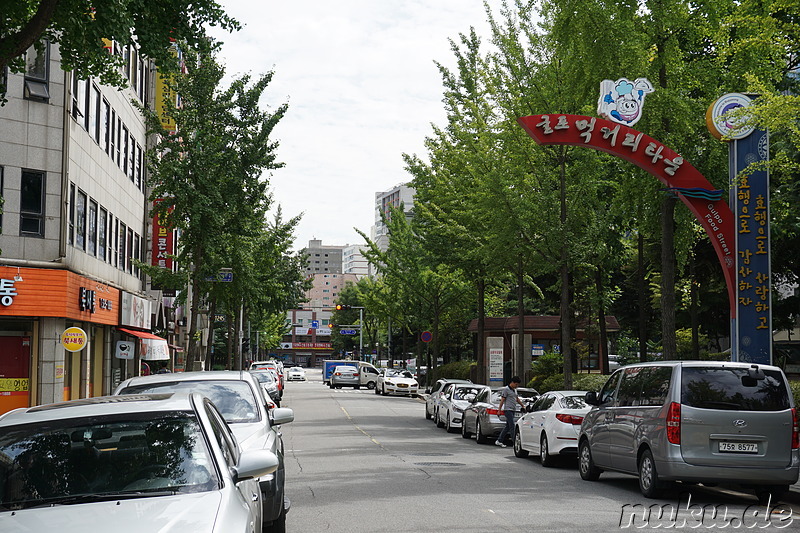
[386,370,413,379]
[251,372,276,385]
[560,395,588,409]
[681,367,791,411]
[289,368,303,372]
[119,381,261,423]
[453,387,483,401]
[335,367,356,373]
[0,411,219,511]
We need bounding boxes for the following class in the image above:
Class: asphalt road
[279,369,799,532]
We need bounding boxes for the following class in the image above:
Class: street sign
[421,331,432,343]
[206,271,233,282]
[531,344,545,357]
[311,320,319,329]
[340,329,357,335]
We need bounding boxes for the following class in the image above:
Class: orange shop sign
[0,267,120,325]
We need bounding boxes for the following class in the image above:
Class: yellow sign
[61,327,88,352]
[154,47,179,132]
[0,378,28,392]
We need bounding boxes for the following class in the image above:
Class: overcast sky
[211,1,494,251]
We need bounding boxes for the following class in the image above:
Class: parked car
[329,365,360,389]
[376,369,419,396]
[461,387,539,444]
[251,370,281,407]
[578,361,800,501]
[114,371,293,531]
[437,384,489,433]
[514,390,590,466]
[286,366,306,381]
[425,378,472,421]
[0,392,279,533]
[251,361,285,395]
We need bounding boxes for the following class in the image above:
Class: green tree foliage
[0,0,237,98]
[139,39,302,367]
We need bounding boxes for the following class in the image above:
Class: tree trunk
[187,246,203,371]
[660,195,678,360]
[476,277,486,384]
[690,252,699,359]
[596,268,608,374]
[560,155,573,388]
[226,312,234,370]
[205,300,216,369]
[516,256,525,379]
[638,233,648,362]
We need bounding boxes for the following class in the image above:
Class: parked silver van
[579,361,800,500]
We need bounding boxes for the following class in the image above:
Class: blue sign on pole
[732,129,771,365]
[340,329,357,335]
[311,320,319,329]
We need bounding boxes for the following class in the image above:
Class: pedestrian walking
[495,376,526,448]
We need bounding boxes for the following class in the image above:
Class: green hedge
[530,373,610,393]
[429,361,476,383]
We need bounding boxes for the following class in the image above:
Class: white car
[114,371,294,531]
[514,390,590,466]
[0,392,279,533]
[425,378,472,420]
[376,369,419,396]
[286,367,306,381]
[436,384,488,433]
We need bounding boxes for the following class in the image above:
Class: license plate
[719,441,758,453]
[398,384,408,388]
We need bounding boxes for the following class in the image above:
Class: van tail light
[792,408,799,450]
[353,373,359,377]
[666,402,681,445]
[555,413,584,425]
[486,408,501,416]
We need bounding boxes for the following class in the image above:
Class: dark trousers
[497,410,515,442]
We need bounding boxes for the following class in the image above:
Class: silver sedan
[0,392,278,532]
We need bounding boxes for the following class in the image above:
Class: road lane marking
[340,406,386,450]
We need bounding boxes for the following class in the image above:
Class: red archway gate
[518,114,735,313]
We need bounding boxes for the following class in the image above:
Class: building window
[128,133,135,181]
[88,84,99,142]
[118,222,126,269]
[101,99,110,152]
[75,190,86,249]
[116,117,122,166]
[20,170,45,237]
[121,126,129,175]
[72,78,86,121]
[109,109,116,157]
[134,233,141,277]
[113,217,119,267]
[99,207,107,261]
[135,143,143,189]
[67,183,74,244]
[24,40,50,101]
[87,200,97,256]
[127,227,133,272]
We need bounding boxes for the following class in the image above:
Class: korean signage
[152,199,175,270]
[732,129,771,364]
[154,47,178,132]
[121,292,152,329]
[290,342,332,349]
[0,278,18,306]
[61,327,87,352]
[518,114,736,311]
[489,348,504,382]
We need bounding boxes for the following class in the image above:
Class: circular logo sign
[706,93,755,141]
[420,331,433,343]
[61,327,87,352]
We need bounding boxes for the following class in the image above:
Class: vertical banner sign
[733,130,771,364]
[152,199,174,270]
[154,47,178,133]
[707,93,772,365]
[489,348,504,383]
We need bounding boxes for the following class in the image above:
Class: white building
[370,183,415,275]
[342,244,368,278]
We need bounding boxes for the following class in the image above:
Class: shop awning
[118,327,169,361]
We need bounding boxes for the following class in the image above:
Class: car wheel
[514,430,529,458]
[425,405,432,419]
[461,418,472,438]
[579,440,601,481]
[435,410,445,428]
[335,385,342,389]
[355,385,360,390]
[445,412,456,433]
[756,485,788,505]
[328,382,333,389]
[540,433,554,467]
[367,381,376,390]
[638,449,664,498]
[475,419,490,444]
[375,385,381,395]
[381,385,388,396]
[264,504,286,533]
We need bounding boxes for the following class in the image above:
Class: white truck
[322,360,380,389]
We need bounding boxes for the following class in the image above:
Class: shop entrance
[0,336,31,415]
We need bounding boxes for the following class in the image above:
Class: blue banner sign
[732,129,771,364]
[339,329,357,335]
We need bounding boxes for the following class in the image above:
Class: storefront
[0,266,121,414]
[112,292,169,388]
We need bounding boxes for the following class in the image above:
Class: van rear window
[681,367,790,411]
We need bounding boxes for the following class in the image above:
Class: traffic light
[335,304,351,311]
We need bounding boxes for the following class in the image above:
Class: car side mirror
[271,407,294,425]
[585,391,599,406]
[232,449,279,482]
